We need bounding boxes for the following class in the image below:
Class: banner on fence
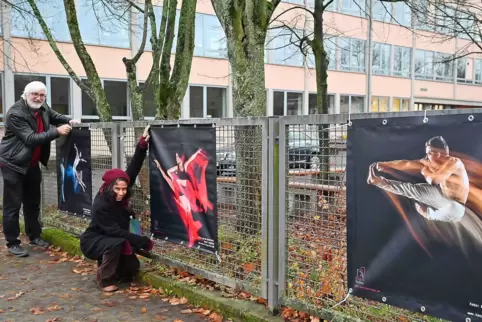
[149,124,218,254]
[347,114,482,321]
[56,127,92,216]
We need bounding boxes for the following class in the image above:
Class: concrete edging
[3,215,281,322]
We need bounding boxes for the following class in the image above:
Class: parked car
[216,131,320,177]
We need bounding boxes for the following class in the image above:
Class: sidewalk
[0,229,219,322]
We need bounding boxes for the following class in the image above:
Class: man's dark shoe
[29,238,50,249]
[8,245,28,257]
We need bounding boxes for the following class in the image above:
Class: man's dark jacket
[0,99,71,175]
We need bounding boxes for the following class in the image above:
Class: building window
[77,0,130,48]
[372,43,391,75]
[14,74,71,115]
[392,98,410,112]
[415,50,434,80]
[434,53,453,82]
[341,0,365,16]
[370,96,389,112]
[372,1,392,22]
[189,86,204,118]
[340,37,365,72]
[474,59,482,84]
[308,93,335,114]
[272,91,303,115]
[394,2,411,26]
[456,58,470,83]
[340,95,365,114]
[50,77,70,115]
[207,87,226,117]
[393,46,411,77]
[189,86,227,118]
[273,91,284,116]
[81,80,97,116]
[195,14,227,58]
[81,79,128,117]
[268,28,304,67]
[104,81,128,117]
[307,37,336,70]
[11,0,71,42]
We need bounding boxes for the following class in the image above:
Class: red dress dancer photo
[153,148,213,247]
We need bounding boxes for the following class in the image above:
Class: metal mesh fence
[121,120,266,295]
[279,116,446,322]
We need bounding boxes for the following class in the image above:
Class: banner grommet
[423,117,428,123]
[468,115,474,121]
[382,297,387,302]
[420,306,426,312]
[382,119,387,125]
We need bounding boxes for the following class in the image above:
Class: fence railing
[35,109,482,321]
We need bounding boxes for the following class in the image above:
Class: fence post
[261,117,270,300]
[267,117,281,314]
[111,123,122,169]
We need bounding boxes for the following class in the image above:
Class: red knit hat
[102,168,130,186]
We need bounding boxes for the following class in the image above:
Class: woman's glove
[139,125,150,149]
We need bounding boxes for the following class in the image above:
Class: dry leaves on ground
[30,307,44,315]
[7,291,25,301]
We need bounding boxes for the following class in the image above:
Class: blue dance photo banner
[347,113,482,321]
[56,127,92,217]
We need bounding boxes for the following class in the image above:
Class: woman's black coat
[80,142,149,260]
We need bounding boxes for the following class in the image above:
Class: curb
[4,215,282,322]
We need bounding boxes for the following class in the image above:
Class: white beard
[27,99,42,109]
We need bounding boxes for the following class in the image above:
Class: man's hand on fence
[57,124,72,136]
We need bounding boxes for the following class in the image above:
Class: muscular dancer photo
[367,136,469,223]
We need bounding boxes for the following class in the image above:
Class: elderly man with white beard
[0,81,80,257]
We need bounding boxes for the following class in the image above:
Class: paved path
[0,231,217,322]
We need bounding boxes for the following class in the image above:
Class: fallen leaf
[208,312,223,322]
[141,307,147,314]
[0,309,4,313]
[311,317,320,322]
[47,304,63,312]
[46,318,62,322]
[91,308,102,312]
[102,301,115,307]
[70,288,81,292]
[180,309,193,314]
[173,320,183,322]
[202,310,211,316]
[139,293,150,299]
[155,315,165,321]
[169,298,180,305]
[102,292,114,297]
[128,296,137,300]
[179,297,188,305]
[30,307,45,315]
[7,291,24,301]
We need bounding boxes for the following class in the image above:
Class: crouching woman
[80,127,153,292]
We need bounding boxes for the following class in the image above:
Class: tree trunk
[227,20,267,235]
[312,0,330,182]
